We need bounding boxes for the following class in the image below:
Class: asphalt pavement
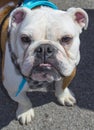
[0,9,94,130]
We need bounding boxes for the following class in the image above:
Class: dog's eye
[21,35,31,44]
[61,36,72,43]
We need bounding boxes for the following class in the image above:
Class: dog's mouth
[30,63,61,82]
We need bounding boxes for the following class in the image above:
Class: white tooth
[47,66,51,69]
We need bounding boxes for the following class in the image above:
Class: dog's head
[9,7,88,82]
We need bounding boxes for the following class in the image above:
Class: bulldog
[0,0,88,125]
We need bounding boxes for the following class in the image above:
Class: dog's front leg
[55,68,76,106]
[11,91,34,125]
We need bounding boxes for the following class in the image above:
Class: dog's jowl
[1,0,88,125]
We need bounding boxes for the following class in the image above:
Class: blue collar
[21,0,58,10]
[15,0,58,97]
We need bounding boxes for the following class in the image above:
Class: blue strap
[21,0,58,10]
[15,78,26,96]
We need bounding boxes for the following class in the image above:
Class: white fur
[55,80,76,106]
[3,6,88,124]
[3,44,34,124]
[9,7,86,77]
[17,108,34,125]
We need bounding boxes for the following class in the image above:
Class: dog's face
[9,7,88,82]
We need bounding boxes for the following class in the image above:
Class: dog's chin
[30,63,61,82]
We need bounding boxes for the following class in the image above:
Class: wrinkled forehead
[20,8,77,38]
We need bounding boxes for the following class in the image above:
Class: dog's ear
[67,8,89,30]
[9,7,31,27]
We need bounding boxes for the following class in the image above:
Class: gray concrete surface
[51,0,94,9]
[0,5,94,130]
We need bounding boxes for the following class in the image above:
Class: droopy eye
[21,34,31,44]
[61,36,73,43]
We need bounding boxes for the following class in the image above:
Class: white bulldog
[1,5,88,124]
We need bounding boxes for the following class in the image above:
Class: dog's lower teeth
[47,66,51,69]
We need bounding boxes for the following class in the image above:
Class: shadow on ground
[0,83,17,129]
[0,9,94,129]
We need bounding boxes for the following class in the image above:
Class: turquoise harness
[15,0,58,96]
[21,0,58,9]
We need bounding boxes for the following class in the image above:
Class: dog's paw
[56,88,76,106]
[17,108,34,125]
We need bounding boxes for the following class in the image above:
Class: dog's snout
[35,44,54,59]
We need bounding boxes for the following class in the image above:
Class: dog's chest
[28,80,54,90]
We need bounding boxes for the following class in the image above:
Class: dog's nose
[35,44,54,59]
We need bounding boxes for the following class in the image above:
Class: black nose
[35,44,54,59]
